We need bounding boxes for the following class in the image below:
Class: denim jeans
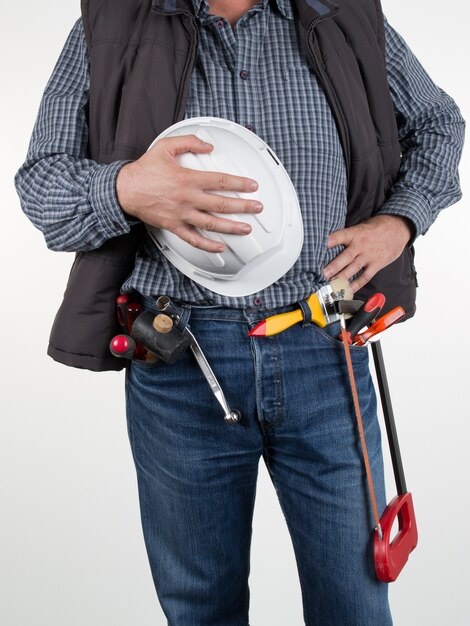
[125,302,392,626]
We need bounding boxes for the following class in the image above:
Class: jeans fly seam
[248,331,265,423]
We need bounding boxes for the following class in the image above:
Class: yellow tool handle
[305,293,328,329]
[263,309,304,335]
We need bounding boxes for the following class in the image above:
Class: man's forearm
[14,19,135,253]
[15,155,132,252]
[380,19,465,240]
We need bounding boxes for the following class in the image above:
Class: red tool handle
[374,493,418,582]
[126,302,142,333]
[110,334,137,359]
[354,307,405,346]
[116,294,130,333]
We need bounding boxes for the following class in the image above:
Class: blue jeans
[125,302,392,626]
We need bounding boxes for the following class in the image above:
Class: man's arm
[14,20,133,252]
[15,19,261,255]
[323,17,465,291]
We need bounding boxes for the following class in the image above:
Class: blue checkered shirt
[15,0,465,308]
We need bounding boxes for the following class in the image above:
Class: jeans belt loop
[297,299,312,327]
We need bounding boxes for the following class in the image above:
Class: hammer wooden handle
[153,314,174,334]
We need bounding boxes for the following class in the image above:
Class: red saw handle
[374,492,418,582]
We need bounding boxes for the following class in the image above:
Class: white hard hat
[146,117,303,297]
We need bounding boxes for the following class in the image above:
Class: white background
[1,1,468,625]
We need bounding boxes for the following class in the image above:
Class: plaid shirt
[15,0,464,308]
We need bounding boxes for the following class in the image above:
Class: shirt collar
[273,0,294,20]
[191,0,206,15]
[190,0,294,21]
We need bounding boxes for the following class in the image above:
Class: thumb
[163,134,214,156]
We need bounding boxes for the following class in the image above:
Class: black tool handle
[346,293,385,341]
[371,340,407,495]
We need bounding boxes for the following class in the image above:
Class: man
[15,0,464,624]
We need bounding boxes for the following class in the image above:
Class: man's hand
[323,214,414,293]
[116,134,262,253]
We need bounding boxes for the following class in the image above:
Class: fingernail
[250,181,258,191]
[254,202,263,211]
[241,224,251,234]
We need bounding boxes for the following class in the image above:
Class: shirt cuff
[89,160,136,239]
[377,188,432,243]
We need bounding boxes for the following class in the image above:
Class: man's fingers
[187,169,258,194]
[327,227,354,248]
[323,248,358,280]
[187,209,252,236]
[194,191,263,215]
[158,134,214,156]
[323,217,412,291]
[349,266,377,293]
[173,206,257,251]
[156,136,259,192]
[339,256,367,282]
[172,224,225,253]
[119,134,260,229]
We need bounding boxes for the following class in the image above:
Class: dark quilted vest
[47,0,417,371]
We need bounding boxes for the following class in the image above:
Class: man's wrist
[116,162,137,219]
[372,213,415,246]
[89,161,134,238]
[389,214,414,245]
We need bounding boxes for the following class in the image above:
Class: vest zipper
[306,19,352,187]
[151,6,198,124]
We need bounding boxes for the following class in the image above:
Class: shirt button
[216,19,224,29]
[253,297,263,306]
[245,124,255,132]
[239,70,250,80]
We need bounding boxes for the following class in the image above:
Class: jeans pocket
[313,321,369,355]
